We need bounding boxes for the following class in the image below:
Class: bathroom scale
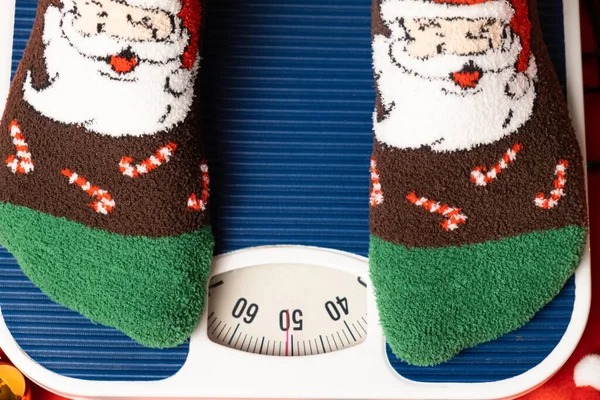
[0,0,591,398]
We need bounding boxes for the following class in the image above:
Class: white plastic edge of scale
[0,0,591,398]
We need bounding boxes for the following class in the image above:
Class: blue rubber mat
[0,0,574,384]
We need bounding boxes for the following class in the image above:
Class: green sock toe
[0,202,214,348]
[369,226,587,366]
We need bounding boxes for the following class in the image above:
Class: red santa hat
[380,0,532,72]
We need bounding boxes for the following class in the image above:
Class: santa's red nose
[452,68,482,89]
[109,55,139,74]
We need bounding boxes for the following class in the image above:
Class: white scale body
[0,0,591,398]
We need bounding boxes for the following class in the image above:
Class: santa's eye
[98,11,108,18]
[419,23,438,31]
[466,29,488,40]
[414,19,441,31]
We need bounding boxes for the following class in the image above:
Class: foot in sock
[0,0,213,348]
[369,0,588,366]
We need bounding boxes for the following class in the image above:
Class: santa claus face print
[22,0,200,137]
[373,0,538,152]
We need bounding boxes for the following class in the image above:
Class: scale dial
[207,263,367,356]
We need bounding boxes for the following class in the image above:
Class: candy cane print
[119,142,177,178]
[535,160,568,209]
[5,120,34,174]
[188,160,210,211]
[61,169,115,214]
[471,144,523,186]
[406,192,467,231]
[187,193,203,211]
[370,156,384,207]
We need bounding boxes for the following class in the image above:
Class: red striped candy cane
[370,156,384,207]
[5,120,34,174]
[61,169,115,214]
[119,142,177,178]
[188,160,210,211]
[471,143,522,186]
[535,160,568,209]
[406,192,467,231]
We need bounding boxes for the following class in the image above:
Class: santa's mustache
[388,31,521,80]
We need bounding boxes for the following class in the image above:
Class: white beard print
[372,25,538,152]
[22,4,199,137]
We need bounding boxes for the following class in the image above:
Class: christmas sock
[0,0,213,348]
[369,0,589,366]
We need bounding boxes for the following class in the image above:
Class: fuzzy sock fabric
[0,0,213,348]
[369,0,589,366]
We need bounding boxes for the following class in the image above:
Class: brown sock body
[0,0,209,237]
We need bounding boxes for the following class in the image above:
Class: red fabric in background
[518,2,600,398]
[583,0,600,162]
[0,349,66,399]
[519,175,600,400]
[0,1,599,398]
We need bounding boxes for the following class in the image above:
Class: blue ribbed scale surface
[0,0,574,384]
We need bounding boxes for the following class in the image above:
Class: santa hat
[380,0,532,72]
